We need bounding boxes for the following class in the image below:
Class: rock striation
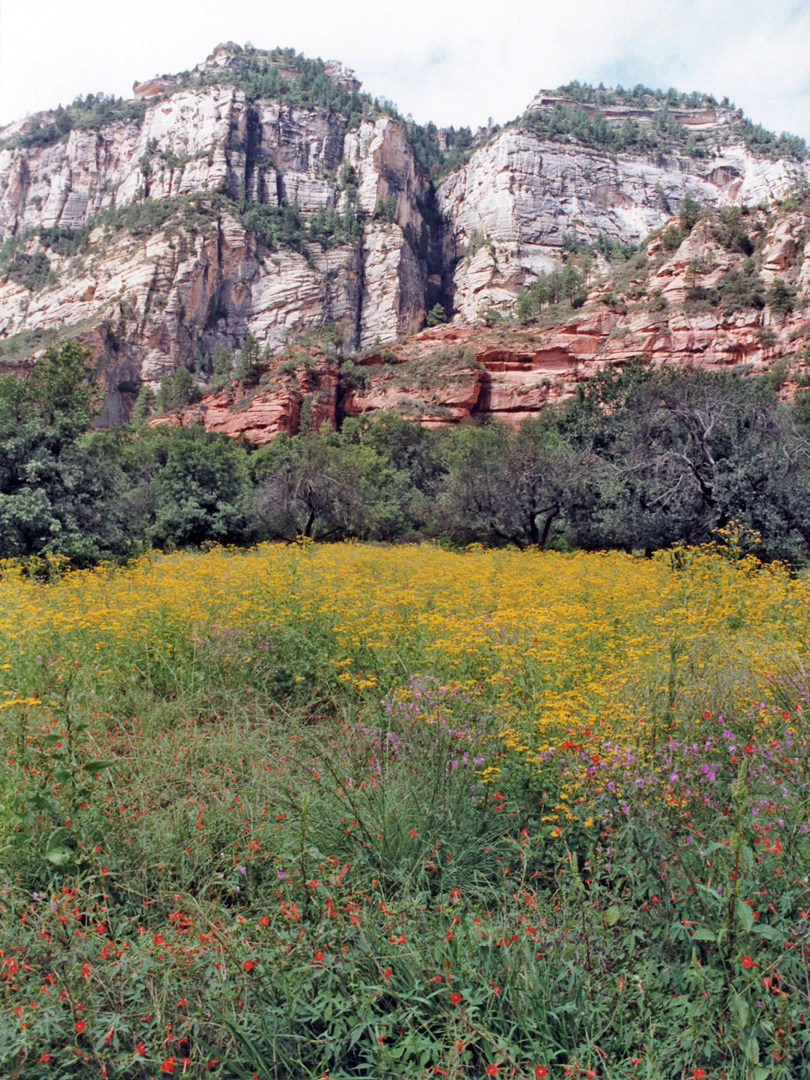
[0,49,438,418]
[438,131,810,322]
[1,46,809,425]
[160,203,810,441]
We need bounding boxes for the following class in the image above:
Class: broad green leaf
[754,924,778,940]
[45,842,74,866]
[736,899,754,933]
[82,759,116,776]
[604,904,621,926]
[692,928,716,941]
[731,992,749,1029]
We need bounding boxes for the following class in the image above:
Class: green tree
[426,303,447,327]
[130,384,155,426]
[678,193,702,233]
[437,419,586,549]
[252,431,376,541]
[121,426,255,550]
[0,341,128,563]
[171,366,196,406]
[766,278,796,319]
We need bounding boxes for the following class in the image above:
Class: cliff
[0,46,809,426]
[0,47,439,420]
[439,132,810,322]
[150,199,809,442]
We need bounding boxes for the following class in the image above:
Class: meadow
[0,541,809,1080]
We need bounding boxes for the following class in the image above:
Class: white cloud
[1,0,808,142]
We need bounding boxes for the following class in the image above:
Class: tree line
[4,342,810,568]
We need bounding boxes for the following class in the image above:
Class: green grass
[0,544,809,1079]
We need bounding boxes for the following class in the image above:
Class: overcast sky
[1,0,809,142]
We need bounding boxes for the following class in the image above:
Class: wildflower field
[1,542,810,1080]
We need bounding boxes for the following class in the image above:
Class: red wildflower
[535,1068,548,1079]
[692,1069,706,1080]
[74,1020,86,1034]
[161,1057,176,1074]
[741,955,755,968]
[485,1066,499,1077]
[243,959,255,971]
[38,1053,50,1064]
[450,991,462,1005]
[153,934,165,946]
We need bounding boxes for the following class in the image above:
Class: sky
[1,0,809,142]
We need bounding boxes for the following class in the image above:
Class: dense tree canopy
[4,346,810,567]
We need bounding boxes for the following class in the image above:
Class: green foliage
[438,418,582,549]
[426,303,447,327]
[661,223,683,251]
[686,261,766,314]
[560,362,810,561]
[119,425,256,549]
[405,120,478,180]
[0,342,128,564]
[736,117,809,159]
[591,233,638,262]
[130,383,155,425]
[0,235,54,290]
[766,277,796,318]
[515,261,587,322]
[0,93,146,150]
[710,206,755,254]
[678,192,703,233]
[190,46,378,130]
[373,193,397,223]
[242,202,309,253]
[520,82,808,160]
[154,366,201,412]
[306,201,363,246]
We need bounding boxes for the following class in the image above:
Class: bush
[710,206,755,255]
[426,303,447,327]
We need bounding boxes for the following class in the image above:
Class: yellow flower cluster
[0,543,806,795]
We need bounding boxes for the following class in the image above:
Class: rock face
[439,130,810,321]
[1,47,809,426]
[170,203,810,440]
[162,355,340,444]
[164,202,810,441]
[0,53,436,416]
